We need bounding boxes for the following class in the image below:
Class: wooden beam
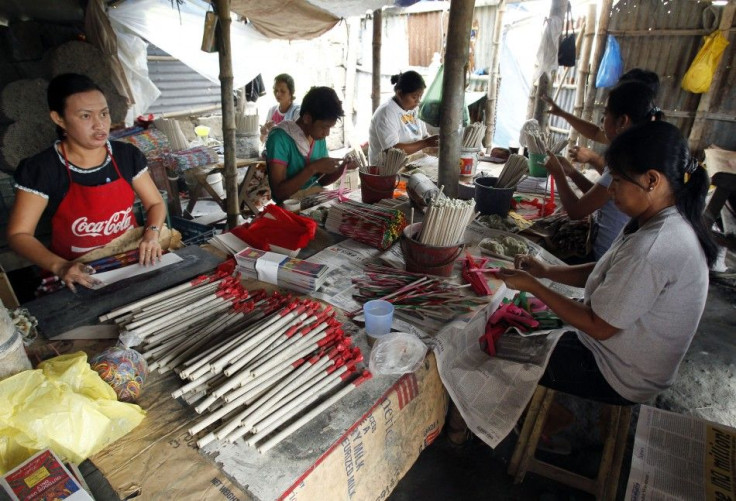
[344,18,359,147]
[569,3,596,147]
[688,1,736,152]
[533,0,566,128]
[214,0,239,229]
[372,9,382,114]
[484,0,506,150]
[438,0,476,198]
[581,0,613,148]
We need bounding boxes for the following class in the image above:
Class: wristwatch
[146,225,161,233]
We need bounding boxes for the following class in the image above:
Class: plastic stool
[508,386,632,500]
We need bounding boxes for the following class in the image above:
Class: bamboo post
[581,0,613,148]
[438,0,476,198]
[214,0,239,229]
[687,1,736,151]
[371,9,382,113]
[344,18,359,147]
[533,0,566,128]
[570,3,597,147]
[484,0,506,150]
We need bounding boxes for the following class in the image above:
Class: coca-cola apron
[51,143,136,260]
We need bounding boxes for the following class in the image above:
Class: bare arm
[543,95,608,143]
[391,135,439,157]
[268,157,342,202]
[556,155,594,192]
[132,171,166,265]
[513,254,595,288]
[7,190,98,290]
[546,154,611,220]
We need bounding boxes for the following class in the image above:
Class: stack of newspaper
[235,247,331,294]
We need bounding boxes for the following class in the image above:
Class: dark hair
[620,68,660,95]
[274,73,295,98]
[605,121,718,266]
[391,71,426,94]
[607,80,664,124]
[47,73,104,139]
[299,86,344,122]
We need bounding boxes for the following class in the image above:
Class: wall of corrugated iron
[407,10,446,67]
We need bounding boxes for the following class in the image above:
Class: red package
[230,204,317,252]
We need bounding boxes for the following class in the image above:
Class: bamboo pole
[214,0,239,229]
[344,18,359,147]
[570,3,597,147]
[438,0,476,198]
[371,9,382,114]
[688,1,736,151]
[533,0,566,128]
[484,0,506,150]
[581,0,613,148]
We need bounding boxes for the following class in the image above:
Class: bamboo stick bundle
[418,197,477,247]
[372,148,407,176]
[325,200,407,250]
[235,112,259,134]
[495,154,529,189]
[462,122,486,149]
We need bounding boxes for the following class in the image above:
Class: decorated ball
[90,346,149,402]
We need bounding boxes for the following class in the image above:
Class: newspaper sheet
[626,405,736,501]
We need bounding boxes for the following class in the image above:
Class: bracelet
[146,225,161,233]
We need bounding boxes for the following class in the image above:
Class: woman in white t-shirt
[260,74,301,142]
[368,71,438,166]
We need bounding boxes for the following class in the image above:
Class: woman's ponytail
[676,159,718,267]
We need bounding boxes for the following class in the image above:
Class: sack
[558,2,576,67]
[595,35,624,88]
[681,31,729,93]
[417,64,470,127]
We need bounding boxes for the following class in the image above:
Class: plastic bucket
[206,172,226,198]
[400,223,464,277]
[528,153,548,178]
[459,148,480,176]
[474,176,514,216]
[360,171,398,204]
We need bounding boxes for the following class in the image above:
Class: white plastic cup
[363,300,394,339]
[283,199,301,212]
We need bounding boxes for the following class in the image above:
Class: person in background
[543,68,660,173]
[265,86,355,204]
[498,121,716,407]
[544,80,664,259]
[7,73,166,292]
[368,71,439,165]
[260,73,301,142]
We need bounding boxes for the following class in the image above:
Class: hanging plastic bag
[595,35,624,88]
[0,352,145,473]
[557,2,576,67]
[417,64,470,127]
[681,31,729,93]
[532,15,563,81]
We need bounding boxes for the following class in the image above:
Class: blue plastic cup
[363,300,394,338]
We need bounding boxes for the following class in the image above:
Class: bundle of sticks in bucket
[462,122,487,149]
[325,199,407,250]
[418,197,478,247]
[345,145,368,171]
[235,113,259,134]
[351,264,487,322]
[102,279,372,454]
[495,154,529,189]
[371,147,407,176]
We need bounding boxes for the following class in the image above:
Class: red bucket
[400,223,464,277]
[360,170,398,204]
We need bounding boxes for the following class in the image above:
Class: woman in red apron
[7,73,166,292]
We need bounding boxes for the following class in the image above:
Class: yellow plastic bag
[0,352,146,474]
[681,30,729,93]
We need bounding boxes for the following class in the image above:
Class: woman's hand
[57,261,101,293]
[423,135,440,148]
[568,145,597,164]
[514,254,548,277]
[310,157,343,175]
[496,268,538,292]
[544,152,565,177]
[139,230,163,266]
[542,95,564,117]
[554,155,577,177]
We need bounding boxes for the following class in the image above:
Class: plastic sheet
[369,332,427,375]
[0,352,145,474]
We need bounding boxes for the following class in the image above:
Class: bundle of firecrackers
[325,200,407,250]
[480,292,562,356]
[461,253,502,296]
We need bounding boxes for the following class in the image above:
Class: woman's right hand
[311,157,343,175]
[541,95,564,117]
[568,145,597,164]
[423,135,439,148]
[56,261,101,293]
[514,254,548,278]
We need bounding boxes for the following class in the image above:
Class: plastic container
[528,153,548,178]
[133,190,171,229]
[283,199,301,213]
[171,216,216,246]
[459,147,481,176]
[368,332,428,375]
[363,299,394,339]
[0,305,32,381]
[400,223,463,277]
[235,132,260,159]
[206,172,226,199]
[359,171,398,204]
[474,176,515,216]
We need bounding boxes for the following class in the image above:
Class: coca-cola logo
[71,208,133,237]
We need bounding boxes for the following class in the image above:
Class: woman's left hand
[139,232,163,266]
[496,267,539,292]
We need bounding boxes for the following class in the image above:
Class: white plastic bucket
[459,148,480,176]
[206,172,226,199]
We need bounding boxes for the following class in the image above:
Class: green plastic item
[417,64,470,128]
